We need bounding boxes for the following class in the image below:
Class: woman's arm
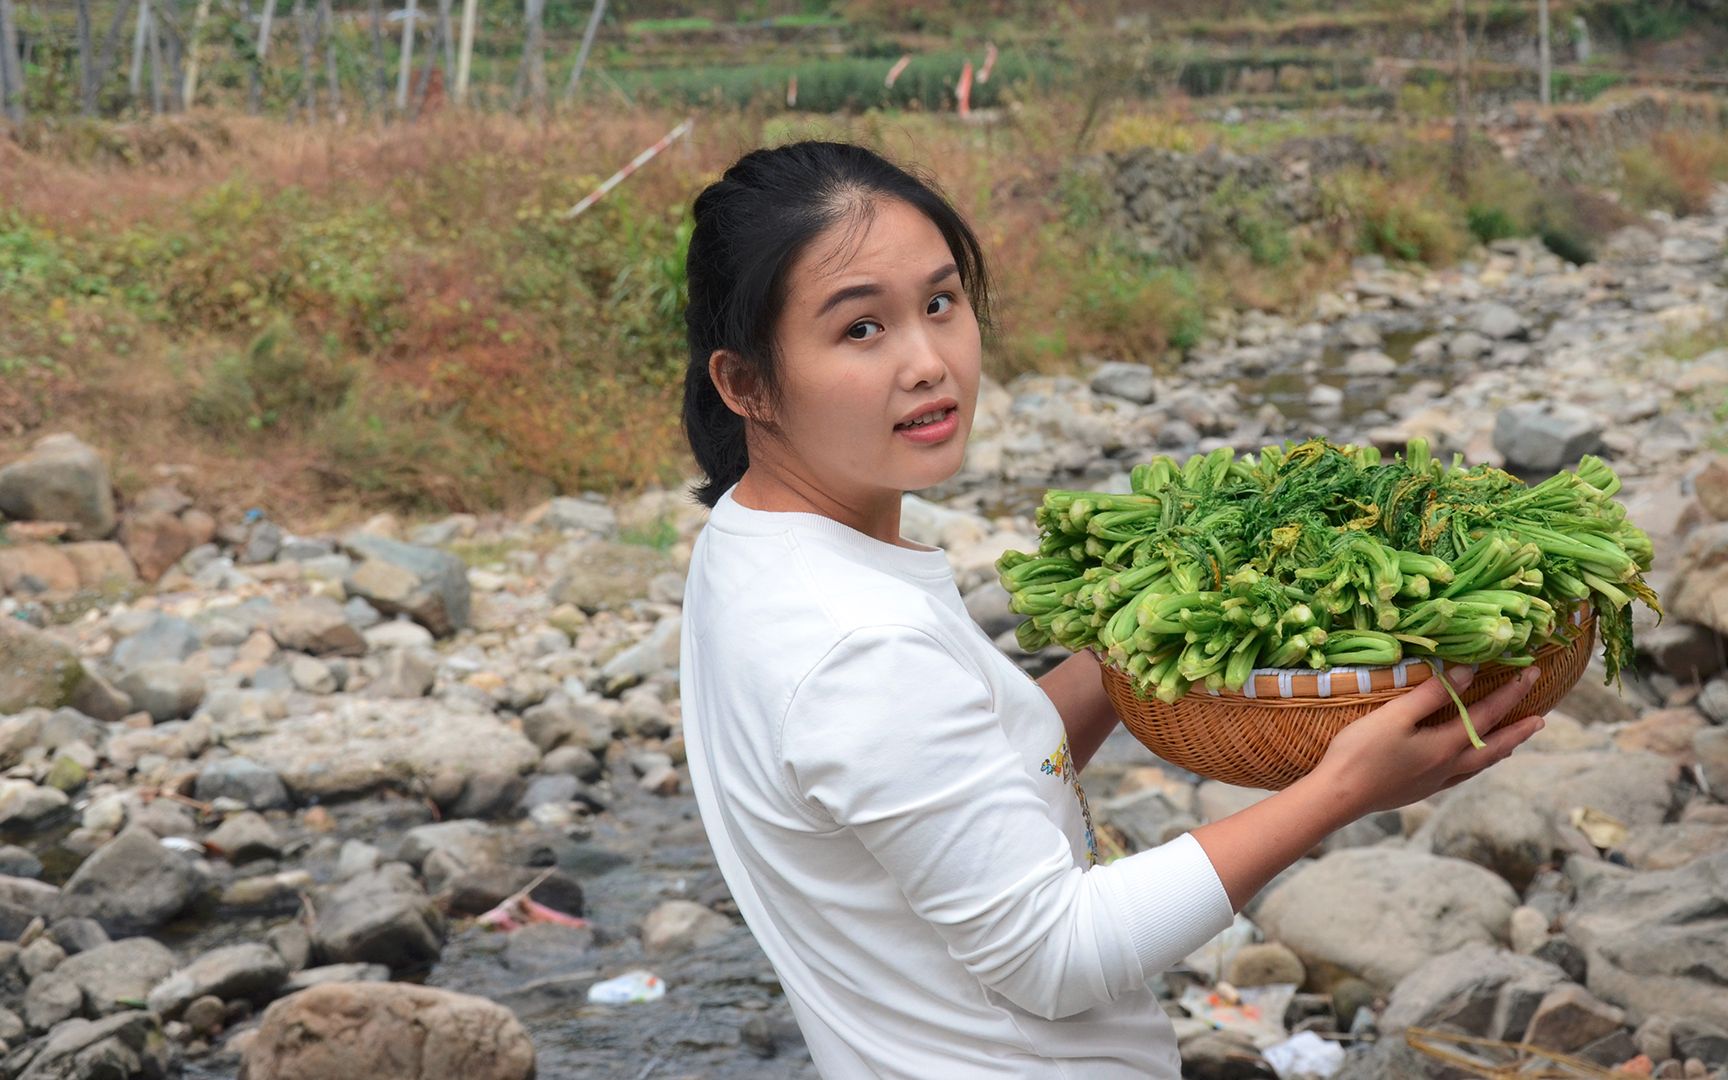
[1035,650,1119,773]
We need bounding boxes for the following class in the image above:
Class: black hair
[681,140,994,508]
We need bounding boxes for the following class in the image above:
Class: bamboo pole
[435,0,453,86]
[394,0,416,111]
[523,0,546,114]
[453,0,475,105]
[130,0,150,102]
[318,0,339,120]
[562,0,605,103]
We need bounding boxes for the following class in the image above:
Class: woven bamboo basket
[1099,609,1597,791]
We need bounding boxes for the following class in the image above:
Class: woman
[677,141,1545,1078]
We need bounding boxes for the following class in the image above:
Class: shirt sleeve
[779,623,1236,1021]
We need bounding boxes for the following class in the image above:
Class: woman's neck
[731,466,910,548]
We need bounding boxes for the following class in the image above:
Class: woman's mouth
[894,406,959,443]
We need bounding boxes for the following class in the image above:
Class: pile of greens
[997,439,1660,741]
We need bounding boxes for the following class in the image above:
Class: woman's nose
[901,330,947,389]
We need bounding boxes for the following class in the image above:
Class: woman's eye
[929,293,954,315]
[847,320,883,341]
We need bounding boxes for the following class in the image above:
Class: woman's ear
[709,350,773,424]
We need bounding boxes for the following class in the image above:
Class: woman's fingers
[1448,668,1542,749]
[1443,712,1546,784]
[1374,665,1475,729]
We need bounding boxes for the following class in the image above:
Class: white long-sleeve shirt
[678,485,1236,1078]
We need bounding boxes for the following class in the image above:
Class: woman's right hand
[1311,665,1548,818]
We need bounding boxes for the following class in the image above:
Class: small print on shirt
[1039,734,1100,866]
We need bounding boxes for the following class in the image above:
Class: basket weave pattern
[1100,612,1597,790]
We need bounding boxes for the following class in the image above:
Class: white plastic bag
[586,970,666,1004]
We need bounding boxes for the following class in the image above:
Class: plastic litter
[1178,981,1296,1049]
[1264,1030,1346,1078]
[586,970,666,1005]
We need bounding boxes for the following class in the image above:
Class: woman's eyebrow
[816,262,960,317]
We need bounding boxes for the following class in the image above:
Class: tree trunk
[292,0,314,120]
[77,0,95,114]
[562,0,604,102]
[365,0,386,112]
[318,0,339,120]
[522,0,545,114]
[454,0,475,105]
[395,0,416,111]
[130,0,150,103]
[0,0,24,123]
[1537,0,1551,106]
[181,0,212,107]
[409,8,442,117]
[148,3,166,112]
[252,0,277,113]
[94,0,138,114]
[1450,0,1470,197]
[436,0,453,85]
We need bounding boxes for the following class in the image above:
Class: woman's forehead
[795,199,950,290]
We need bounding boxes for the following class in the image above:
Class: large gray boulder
[54,828,202,936]
[10,1010,171,1080]
[54,938,178,1017]
[339,535,470,637]
[1255,848,1519,991]
[0,433,115,541]
[1563,851,1728,1030]
[1493,403,1605,472]
[147,942,287,1018]
[312,864,445,971]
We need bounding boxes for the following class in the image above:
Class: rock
[281,962,391,993]
[1564,851,1728,1029]
[0,845,42,879]
[289,655,337,694]
[1225,942,1306,988]
[1523,984,1627,1053]
[269,598,366,657]
[0,782,70,830]
[641,899,731,955]
[146,942,288,1018]
[539,745,602,782]
[1671,1019,1728,1064]
[1196,781,1271,822]
[1695,458,1728,522]
[23,972,81,1031]
[19,939,64,979]
[364,647,438,699]
[1449,330,1493,361]
[110,615,201,671]
[117,511,193,583]
[535,496,618,537]
[1698,679,1728,725]
[1097,789,1195,851]
[1670,524,1728,637]
[1473,302,1529,340]
[598,616,681,692]
[238,981,534,1080]
[312,864,445,971]
[54,828,201,935]
[1308,384,1344,408]
[114,661,203,722]
[13,1010,171,1079]
[205,812,282,863]
[1510,906,1552,954]
[0,620,86,714]
[1614,708,1707,764]
[1621,821,1728,870]
[1419,786,1555,893]
[183,995,224,1037]
[194,757,291,811]
[0,876,67,934]
[362,618,433,651]
[1343,349,1398,377]
[0,544,79,595]
[1431,750,1679,846]
[1494,403,1605,472]
[1255,849,1519,991]
[639,764,680,796]
[340,535,471,637]
[1380,944,1572,1043]
[0,433,115,541]
[520,694,613,754]
[397,820,499,872]
[547,541,672,614]
[1562,670,1643,726]
[52,938,176,1016]
[235,698,538,801]
[1696,728,1728,795]
[1638,625,1724,682]
[1089,361,1157,404]
[267,923,312,972]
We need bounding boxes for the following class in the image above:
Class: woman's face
[754,197,981,506]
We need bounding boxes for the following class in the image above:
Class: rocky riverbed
[0,187,1726,1079]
